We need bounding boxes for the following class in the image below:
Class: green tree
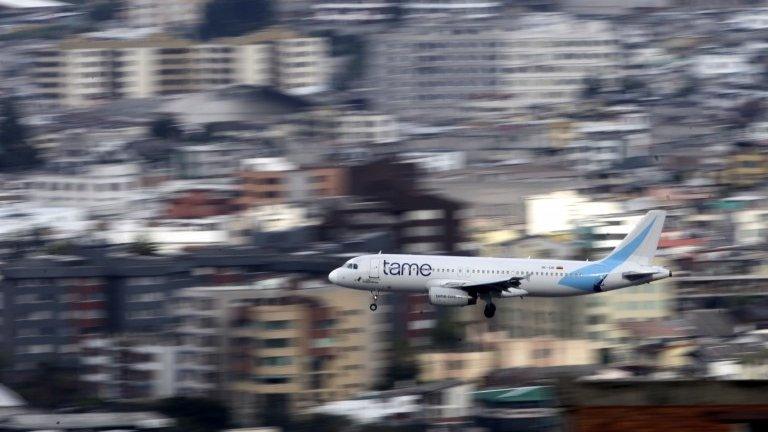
[88,0,119,22]
[0,97,39,171]
[11,363,86,409]
[154,397,231,432]
[582,76,602,98]
[737,99,764,125]
[149,115,182,140]
[199,0,275,40]
[377,339,418,389]
[129,235,158,256]
[290,414,351,432]
[431,310,463,349]
[45,241,75,256]
[334,35,367,91]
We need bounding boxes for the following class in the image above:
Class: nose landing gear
[369,290,380,312]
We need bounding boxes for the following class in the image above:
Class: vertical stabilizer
[601,210,666,266]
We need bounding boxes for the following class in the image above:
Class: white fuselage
[329,253,671,297]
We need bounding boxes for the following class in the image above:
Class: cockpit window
[345,263,359,269]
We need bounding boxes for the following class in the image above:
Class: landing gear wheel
[484,303,496,318]
[369,290,380,312]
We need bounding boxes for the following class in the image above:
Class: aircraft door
[369,258,381,278]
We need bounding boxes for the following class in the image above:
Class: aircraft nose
[329,269,340,284]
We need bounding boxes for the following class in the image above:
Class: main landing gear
[484,303,496,318]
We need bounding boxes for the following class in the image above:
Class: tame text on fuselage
[383,260,433,277]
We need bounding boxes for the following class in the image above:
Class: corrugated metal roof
[474,386,554,403]
[0,0,69,8]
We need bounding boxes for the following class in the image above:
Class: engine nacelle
[428,287,477,307]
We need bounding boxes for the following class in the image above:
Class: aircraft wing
[427,276,529,297]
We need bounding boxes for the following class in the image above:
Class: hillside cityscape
[3,0,768,431]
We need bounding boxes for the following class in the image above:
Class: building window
[260,356,293,367]
[263,338,292,348]
[263,320,293,330]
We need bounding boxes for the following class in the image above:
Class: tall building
[122,0,207,30]
[174,285,271,399]
[0,255,193,377]
[369,14,622,122]
[30,28,330,107]
[14,162,143,215]
[223,279,383,424]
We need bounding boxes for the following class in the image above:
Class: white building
[403,0,502,19]
[102,216,234,252]
[241,204,319,232]
[16,163,143,214]
[400,151,466,173]
[81,337,180,400]
[725,8,768,30]
[747,121,768,142]
[693,54,757,77]
[524,191,621,236]
[122,0,207,30]
[31,29,329,107]
[274,36,330,93]
[0,201,90,239]
[336,111,399,144]
[312,1,395,23]
[733,209,768,245]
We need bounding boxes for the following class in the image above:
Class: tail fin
[601,210,666,266]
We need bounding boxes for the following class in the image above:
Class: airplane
[328,210,672,318]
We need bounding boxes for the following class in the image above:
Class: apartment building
[0,255,193,377]
[369,24,506,122]
[369,14,622,122]
[237,157,348,208]
[499,14,623,108]
[218,279,382,423]
[30,28,329,107]
[122,0,207,30]
[174,285,269,399]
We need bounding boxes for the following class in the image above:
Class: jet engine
[428,287,477,306]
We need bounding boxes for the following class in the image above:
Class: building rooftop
[0,412,173,430]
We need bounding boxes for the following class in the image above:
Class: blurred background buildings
[4,0,768,431]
